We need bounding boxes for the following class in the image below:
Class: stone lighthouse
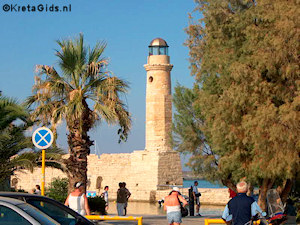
[144,38,173,152]
[144,38,183,188]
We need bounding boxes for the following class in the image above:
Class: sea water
[107,202,224,216]
[107,180,225,216]
[183,179,225,188]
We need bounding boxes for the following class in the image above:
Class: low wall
[155,188,229,206]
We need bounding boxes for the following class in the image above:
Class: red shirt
[229,188,237,198]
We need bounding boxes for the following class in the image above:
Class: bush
[87,196,106,215]
[46,177,68,203]
[10,188,27,192]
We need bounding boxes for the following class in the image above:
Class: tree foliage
[0,93,68,191]
[172,84,222,183]
[174,0,299,209]
[0,94,35,189]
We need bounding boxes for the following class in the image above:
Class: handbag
[177,196,188,217]
[181,205,189,217]
[196,193,201,197]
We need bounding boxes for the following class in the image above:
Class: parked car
[0,196,60,225]
[0,192,94,225]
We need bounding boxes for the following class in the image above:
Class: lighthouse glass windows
[149,46,168,56]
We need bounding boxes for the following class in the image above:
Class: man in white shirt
[193,181,201,216]
[101,186,109,211]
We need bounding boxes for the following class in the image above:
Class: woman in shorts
[164,187,188,225]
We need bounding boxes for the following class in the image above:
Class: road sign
[32,127,54,149]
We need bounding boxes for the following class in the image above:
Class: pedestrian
[101,186,109,211]
[35,185,41,195]
[228,188,237,198]
[222,181,262,225]
[116,182,127,216]
[122,182,131,216]
[164,187,188,225]
[65,182,90,216]
[192,181,202,216]
[30,188,36,194]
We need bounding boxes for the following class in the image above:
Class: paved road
[96,215,221,225]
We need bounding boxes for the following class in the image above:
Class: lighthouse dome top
[149,38,169,47]
[148,38,169,55]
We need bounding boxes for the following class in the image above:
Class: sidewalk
[96,215,221,225]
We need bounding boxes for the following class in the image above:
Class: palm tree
[0,94,35,190]
[26,34,131,191]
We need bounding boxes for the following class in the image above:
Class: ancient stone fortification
[12,152,228,205]
[12,151,183,202]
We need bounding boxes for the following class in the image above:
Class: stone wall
[12,167,66,192]
[12,151,228,205]
[12,150,183,202]
[157,151,183,189]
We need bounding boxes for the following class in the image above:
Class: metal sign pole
[32,127,53,196]
[41,149,46,196]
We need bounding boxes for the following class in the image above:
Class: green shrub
[46,177,68,203]
[10,188,27,192]
[87,196,106,215]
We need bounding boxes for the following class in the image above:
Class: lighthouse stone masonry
[12,38,183,202]
[143,38,182,187]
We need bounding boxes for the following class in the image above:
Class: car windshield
[16,203,59,225]
[26,199,79,225]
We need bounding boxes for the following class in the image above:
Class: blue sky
[0,0,197,165]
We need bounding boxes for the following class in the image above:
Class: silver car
[0,197,59,225]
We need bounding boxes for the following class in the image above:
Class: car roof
[0,196,27,205]
[0,192,52,199]
[0,192,42,196]
[0,192,94,225]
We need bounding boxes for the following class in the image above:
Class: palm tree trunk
[65,155,88,193]
[65,125,93,192]
[64,99,94,193]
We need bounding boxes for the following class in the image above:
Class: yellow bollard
[204,218,210,225]
[204,218,261,225]
[85,215,143,224]
[138,216,143,225]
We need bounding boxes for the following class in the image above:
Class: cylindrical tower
[144,38,173,152]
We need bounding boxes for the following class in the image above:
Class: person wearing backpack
[164,187,188,225]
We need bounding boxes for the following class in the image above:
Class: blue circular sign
[32,127,54,149]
